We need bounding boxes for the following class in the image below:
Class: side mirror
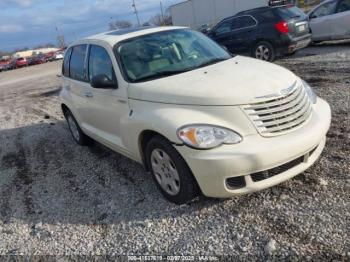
[91,74,117,89]
[309,14,317,19]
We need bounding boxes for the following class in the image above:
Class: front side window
[69,44,87,82]
[215,19,234,35]
[88,45,116,84]
[336,0,350,13]
[232,16,257,30]
[311,1,337,18]
[116,29,231,82]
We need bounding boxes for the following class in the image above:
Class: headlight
[177,125,242,149]
[302,80,317,104]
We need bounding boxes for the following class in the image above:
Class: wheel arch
[138,130,171,171]
[61,103,70,116]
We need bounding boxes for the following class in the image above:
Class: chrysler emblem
[255,81,297,99]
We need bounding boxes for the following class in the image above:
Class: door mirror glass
[91,74,117,89]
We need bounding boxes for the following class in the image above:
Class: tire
[253,41,276,62]
[145,135,199,204]
[64,110,91,146]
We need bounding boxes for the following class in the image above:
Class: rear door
[229,15,258,53]
[330,0,350,38]
[66,44,91,128]
[309,1,338,40]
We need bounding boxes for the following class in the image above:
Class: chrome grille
[243,82,312,136]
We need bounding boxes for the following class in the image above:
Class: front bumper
[175,98,331,198]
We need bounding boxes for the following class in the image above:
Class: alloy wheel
[151,148,180,196]
[255,45,271,61]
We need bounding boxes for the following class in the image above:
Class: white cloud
[0,24,24,33]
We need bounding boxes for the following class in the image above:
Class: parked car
[60,27,331,204]
[207,4,312,61]
[0,60,12,72]
[14,57,28,68]
[54,52,64,60]
[45,52,56,62]
[35,55,47,64]
[308,0,350,42]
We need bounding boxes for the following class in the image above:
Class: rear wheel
[64,110,91,146]
[145,136,199,204]
[253,41,275,61]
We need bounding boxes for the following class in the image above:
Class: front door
[210,17,235,51]
[84,44,130,153]
[309,1,338,40]
[330,0,350,39]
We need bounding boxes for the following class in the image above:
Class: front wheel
[145,136,199,204]
[253,41,275,62]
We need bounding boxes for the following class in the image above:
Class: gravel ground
[0,42,349,260]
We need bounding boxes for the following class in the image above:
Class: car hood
[128,56,299,106]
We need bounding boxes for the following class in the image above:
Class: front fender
[123,99,256,162]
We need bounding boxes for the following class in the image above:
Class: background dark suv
[207,5,312,61]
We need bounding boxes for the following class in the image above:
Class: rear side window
[232,16,257,30]
[69,45,88,82]
[62,47,72,77]
[88,45,116,83]
[336,0,350,13]
[275,6,306,20]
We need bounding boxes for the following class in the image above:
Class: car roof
[72,26,187,47]
[236,5,292,16]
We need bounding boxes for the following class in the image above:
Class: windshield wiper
[133,68,192,82]
[195,57,229,69]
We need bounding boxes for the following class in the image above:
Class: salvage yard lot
[0,42,349,259]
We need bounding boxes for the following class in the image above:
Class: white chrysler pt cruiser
[60,27,331,204]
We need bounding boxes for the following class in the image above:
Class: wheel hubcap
[151,149,180,196]
[67,115,80,141]
[255,45,270,61]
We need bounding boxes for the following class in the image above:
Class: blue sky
[0,0,182,52]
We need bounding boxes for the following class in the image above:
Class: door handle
[84,91,93,98]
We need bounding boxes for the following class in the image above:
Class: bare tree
[148,13,172,26]
[109,20,133,30]
[33,43,56,49]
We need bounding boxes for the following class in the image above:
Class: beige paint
[60,27,331,198]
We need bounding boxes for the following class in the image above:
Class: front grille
[243,82,312,137]
[251,156,304,182]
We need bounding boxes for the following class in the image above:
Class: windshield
[116,29,231,82]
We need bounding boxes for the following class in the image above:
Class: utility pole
[55,25,65,48]
[160,0,165,25]
[132,0,141,26]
